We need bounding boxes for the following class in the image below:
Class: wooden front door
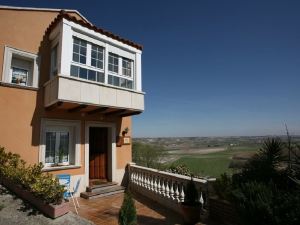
[89,127,108,180]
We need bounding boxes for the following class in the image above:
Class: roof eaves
[46,11,143,51]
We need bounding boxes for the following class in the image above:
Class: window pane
[59,132,69,163]
[108,53,119,73]
[74,38,80,45]
[45,132,56,163]
[91,44,104,69]
[108,75,113,85]
[122,58,131,77]
[73,53,79,63]
[88,70,96,81]
[73,44,79,53]
[80,55,86,64]
[11,67,28,86]
[79,67,87,79]
[70,65,79,77]
[91,51,97,59]
[127,80,133,89]
[120,78,126,88]
[73,37,87,65]
[98,61,103,69]
[97,72,105,83]
[91,59,96,67]
[113,76,119,86]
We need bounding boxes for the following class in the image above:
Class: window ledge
[0,81,39,91]
[42,165,81,172]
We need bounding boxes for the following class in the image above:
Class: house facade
[0,6,144,194]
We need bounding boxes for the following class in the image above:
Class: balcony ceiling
[45,101,142,117]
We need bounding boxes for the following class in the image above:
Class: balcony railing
[128,163,215,214]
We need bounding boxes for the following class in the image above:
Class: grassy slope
[167,146,259,178]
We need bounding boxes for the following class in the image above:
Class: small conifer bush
[118,191,137,225]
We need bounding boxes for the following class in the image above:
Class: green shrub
[213,173,232,200]
[132,142,166,169]
[231,182,274,225]
[239,138,285,184]
[118,191,137,225]
[227,138,300,225]
[0,203,4,211]
[166,164,192,177]
[0,147,64,204]
[231,181,300,225]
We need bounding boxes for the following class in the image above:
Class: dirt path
[167,147,226,155]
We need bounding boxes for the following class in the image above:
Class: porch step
[86,182,118,193]
[80,185,125,199]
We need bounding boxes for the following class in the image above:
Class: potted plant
[122,127,129,136]
[57,148,69,166]
[181,176,201,225]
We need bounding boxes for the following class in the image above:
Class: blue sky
[2,0,300,137]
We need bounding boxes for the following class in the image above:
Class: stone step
[80,185,125,199]
[86,182,118,193]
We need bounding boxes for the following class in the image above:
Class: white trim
[39,118,81,168]
[1,46,39,88]
[0,5,90,24]
[63,19,142,54]
[85,121,116,188]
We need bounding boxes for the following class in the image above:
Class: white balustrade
[128,163,210,214]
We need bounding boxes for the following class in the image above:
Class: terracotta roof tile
[45,10,143,50]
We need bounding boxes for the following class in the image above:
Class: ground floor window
[45,129,70,164]
[40,119,81,168]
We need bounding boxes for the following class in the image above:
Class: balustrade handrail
[128,163,214,213]
[129,163,208,184]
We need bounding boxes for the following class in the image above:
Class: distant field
[165,146,259,178]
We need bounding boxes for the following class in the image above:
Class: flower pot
[181,202,201,225]
[1,177,69,218]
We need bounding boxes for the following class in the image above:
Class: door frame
[85,121,116,187]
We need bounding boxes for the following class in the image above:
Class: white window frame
[70,37,106,82]
[91,43,104,69]
[44,126,72,167]
[67,34,135,90]
[2,46,39,87]
[40,119,81,169]
[122,57,133,77]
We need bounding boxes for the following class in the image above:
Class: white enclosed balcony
[44,15,144,114]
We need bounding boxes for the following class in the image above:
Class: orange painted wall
[0,9,132,176]
[117,116,132,169]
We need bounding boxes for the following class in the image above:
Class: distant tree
[132,142,166,169]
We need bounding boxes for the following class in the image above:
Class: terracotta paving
[68,193,185,225]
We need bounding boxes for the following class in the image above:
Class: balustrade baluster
[137,171,141,186]
[157,177,162,195]
[150,175,154,191]
[153,176,158,193]
[165,179,170,199]
[170,180,175,201]
[161,179,166,196]
[175,182,180,202]
[199,192,204,206]
[141,172,145,187]
[146,174,150,190]
[180,183,185,202]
